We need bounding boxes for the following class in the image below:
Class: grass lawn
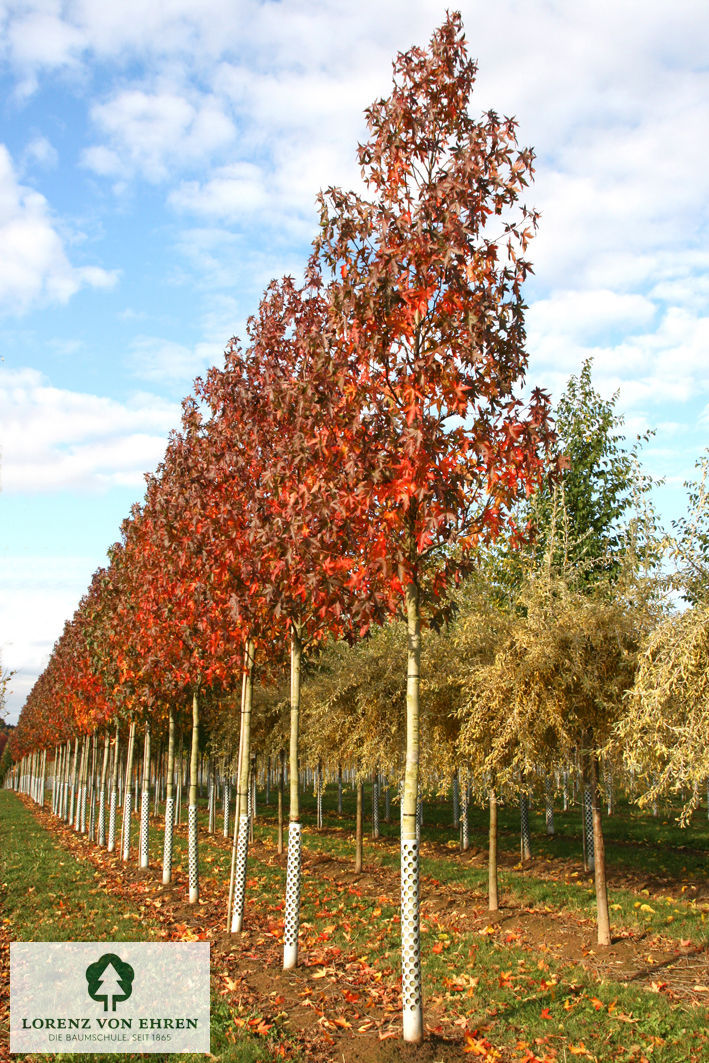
[1,780,707,1063]
[0,790,284,1063]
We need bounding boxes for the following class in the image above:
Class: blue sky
[1,0,708,723]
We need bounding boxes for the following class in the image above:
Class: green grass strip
[0,791,278,1063]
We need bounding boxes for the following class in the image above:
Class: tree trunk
[107,725,120,853]
[488,784,499,912]
[122,720,136,862]
[75,735,87,832]
[59,743,66,814]
[40,748,47,808]
[231,639,255,933]
[69,737,79,825]
[51,744,60,815]
[139,723,151,869]
[62,738,71,820]
[175,732,183,825]
[153,741,161,817]
[460,770,469,852]
[520,785,532,864]
[223,759,231,838]
[283,626,303,970]
[163,710,176,885]
[278,749,285,855]
[87,734,97,839]
[317,758,323,829]
[188,690,200,904]
[582,756,595,873]
[545,777,555,836]
[82,736,91,832]
[372,767,379,839]
[401,581,423,1043]
[248,754,256,842]
[355,774,363,873]
[591,752,611,946]
[81,736,89,831]
[227,664,249,928]
[208,758,215,834]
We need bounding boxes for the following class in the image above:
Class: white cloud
[528,304,709,413]
[81,144,123,178]
[7,11,85,70]
[0,366,179,492]
[170,161,268,216]
[0,557,100,724]
[83,88,236,182]
[23,134,58,169]
[128,335,217,383]
[0,144,118,313]
[528,290,656,344]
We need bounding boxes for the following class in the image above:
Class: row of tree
[5,11,708,1043]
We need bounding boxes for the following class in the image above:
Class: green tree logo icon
[85,953,135,1011]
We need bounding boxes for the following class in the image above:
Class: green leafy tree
[525,358,657,582]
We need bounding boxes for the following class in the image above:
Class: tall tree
[233,275,379,968]
[617,453,709,821]
[461,557,649,945]
[524,358,656,581]
[314,13,554,1041]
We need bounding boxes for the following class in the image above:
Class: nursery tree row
[6,11,709,1045]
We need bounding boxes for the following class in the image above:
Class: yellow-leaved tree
[458,545,652,945]
[616,453,709,823]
